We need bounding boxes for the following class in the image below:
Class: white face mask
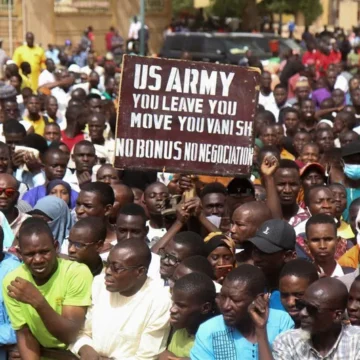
[356,210,360,247]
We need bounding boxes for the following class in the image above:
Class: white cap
[68,64,81,73]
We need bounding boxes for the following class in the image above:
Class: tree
[261,0,323,26]
[172,0,194,15]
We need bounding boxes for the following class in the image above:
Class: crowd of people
[1,24,360,360]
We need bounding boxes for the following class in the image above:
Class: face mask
[46,140,52,146]
[344,164,360,180]
[206,215,222,228]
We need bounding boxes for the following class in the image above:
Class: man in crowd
[13,32,46,91]
[68,140,97,192]
[191,265,294,359]
[3,218,93,358]
[66,217,106,276]
[70,239,171,359]
[0,226,20,360]
[272,278,360,359]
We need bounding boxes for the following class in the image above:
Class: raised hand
[260,155,279,178]
[248,293,270,329]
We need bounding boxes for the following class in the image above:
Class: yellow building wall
[339,0,358,30]
[11,0,171,56]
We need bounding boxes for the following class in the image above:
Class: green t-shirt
[168,328,195,357]
[3,258,93,349]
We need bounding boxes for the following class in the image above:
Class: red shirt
[105,32,114,51]
[329,50,341,64]
[302,50,318,66]
[61,131,85,151]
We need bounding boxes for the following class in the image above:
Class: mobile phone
[215,264,234,280]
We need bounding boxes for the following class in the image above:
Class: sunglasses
[159,248,180,266]
[295,299,335,316]
[0,187,17,197]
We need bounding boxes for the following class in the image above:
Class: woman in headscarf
[46,179,73,208]
[29,196,73,245]
[204,232,236,283]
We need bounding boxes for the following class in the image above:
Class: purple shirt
[22,185,78,209]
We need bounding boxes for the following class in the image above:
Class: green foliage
[172,0,194,15]
[298,0,323,26]
[210,0,247,18]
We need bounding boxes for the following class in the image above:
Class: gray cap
[0,82,17,100]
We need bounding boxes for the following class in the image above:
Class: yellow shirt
[3,258,93,349]
[168,328,195,357]
[338,220,355,240]
[13,44,46,91]
[23,115,53,136]
[19,71,32,90]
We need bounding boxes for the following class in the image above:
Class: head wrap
[204,232,236,257]
[46,180,72,206]
[32,196,73,245]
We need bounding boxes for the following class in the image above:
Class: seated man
[159,231,206,285]
[75,181,115,245]
[0,173,31,236]
[116,203,160,280]
[22,148,78,208]
[348,275,360,326]
[248,219,297,310]
[272,278,360,359]
[279,259,319,328]
[2,218,92,359]
[65,217,106,276]
[191,264,294,359]
[0,226,20,360]
[70,238,171,359]
[160,273,216,360]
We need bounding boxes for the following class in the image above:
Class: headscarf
[46,180,72,207]
[204,232,236,258]
[32,196,73,245]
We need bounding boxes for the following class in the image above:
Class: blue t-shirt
[190,310,294,360]
[0,253,20,360]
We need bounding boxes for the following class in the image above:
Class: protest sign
[114,55,260,176]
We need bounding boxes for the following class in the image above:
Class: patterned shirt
[272,326,360,359]
[191,311,294,360]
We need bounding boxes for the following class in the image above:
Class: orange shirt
[338,245,359,269]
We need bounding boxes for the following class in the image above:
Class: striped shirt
[273,326,360,359]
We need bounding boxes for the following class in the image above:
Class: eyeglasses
[159,248,180,266]
[0,187,17,197]
[295,299,335,316]
[106,262,142,274]
[68,239,98,250]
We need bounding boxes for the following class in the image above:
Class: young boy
[279,259,319,328]
[159,273,216,360]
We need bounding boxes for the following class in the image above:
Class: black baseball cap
[342,140,360,158]
[248,219,296,254]
[227,177,255,197]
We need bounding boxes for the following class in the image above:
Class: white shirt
[146,220,166,248]
[258,92,276,111]
[51,87,71,117]
[318,262,345,278]
[128,21,142,39]
[70,275,171,359]
[38,69,55,87]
